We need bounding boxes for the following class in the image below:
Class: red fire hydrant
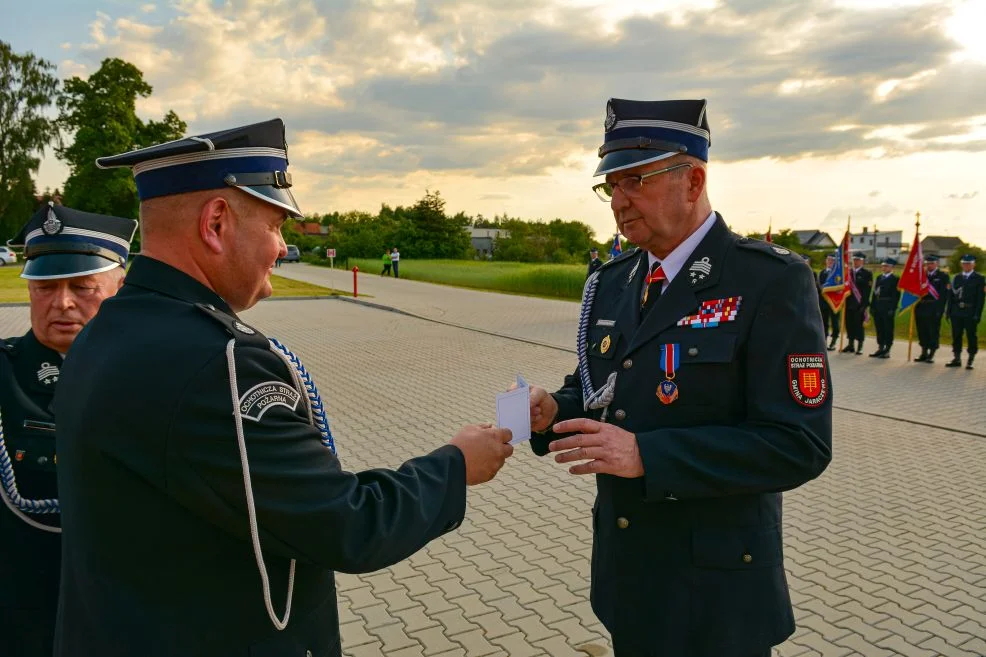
[352,266,359,298]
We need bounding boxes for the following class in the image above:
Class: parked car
[0,246,17,266]
[282,244,301,263]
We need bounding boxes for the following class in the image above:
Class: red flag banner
[821,230,851,312]
[898,228,932,312]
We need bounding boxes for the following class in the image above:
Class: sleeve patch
[238,381,301,422]
[787,354,828,408]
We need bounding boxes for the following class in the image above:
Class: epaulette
[194,303,270,348]
[735,237,803,263]
[0,336,16,353]
[597,247,640,272]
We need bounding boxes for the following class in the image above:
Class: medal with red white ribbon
[657,343,680,404]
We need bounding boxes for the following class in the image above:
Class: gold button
[614,409,626,421]
[622,359,633,369]
[688,346,699,357]
[616,517,630,529]
[742,553,753,564]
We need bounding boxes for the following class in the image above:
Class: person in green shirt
[381,251,392,276]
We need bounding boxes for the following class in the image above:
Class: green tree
[947,243,984,274]
[0,41,60,239]
[57,58,186,221]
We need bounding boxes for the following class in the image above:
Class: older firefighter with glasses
[523,98,832,657]
[1,203,135,656]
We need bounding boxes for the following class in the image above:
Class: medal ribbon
[661,343,678,379]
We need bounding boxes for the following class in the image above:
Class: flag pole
[907,211,920,361]
[840,215,850,352]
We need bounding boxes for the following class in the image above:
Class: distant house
[921,235,963,259]
[850,226,903,262]
[299,222,328,236]
[792,230,836,249]
[468,227,510,258]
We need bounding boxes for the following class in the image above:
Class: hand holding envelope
[496,375,533,445]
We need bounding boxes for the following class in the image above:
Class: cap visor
[21,254,122,280]
[236,185,303,218]
[594,150,676,177]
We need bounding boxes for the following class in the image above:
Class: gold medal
[600,334,612,354]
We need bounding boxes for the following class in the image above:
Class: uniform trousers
[872,304,895,347]
[915,308,943,350]
[845,307,865,344]
[820,304,839,339]
[951,317,979,355]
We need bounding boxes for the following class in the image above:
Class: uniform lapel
[611,250,647,342]
[626,214,734,356]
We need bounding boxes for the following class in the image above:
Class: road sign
[327,249,337,258]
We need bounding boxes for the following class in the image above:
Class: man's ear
[199,196,231,255]
[686,165,707,203]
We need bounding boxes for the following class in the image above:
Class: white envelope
[496,375,532,445]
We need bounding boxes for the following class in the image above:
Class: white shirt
[391,251,400,262]
[644,211,718,295]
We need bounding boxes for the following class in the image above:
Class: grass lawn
[349,258,587,300]
[0,265,344,303]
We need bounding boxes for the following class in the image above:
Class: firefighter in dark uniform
[587,247,603,278]
[818,253,840,350]
[51,119,513,657]
[945,253,985,370]
[524,99,832,657]
[869,257,900,358]
[1,203,135,656]
[841,252,872,354]
[914,254,949,363]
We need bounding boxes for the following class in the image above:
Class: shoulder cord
[577,271,617,422]
[0,405,62,533]
[224,338,335,631]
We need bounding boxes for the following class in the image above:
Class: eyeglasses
[592,163,693,202]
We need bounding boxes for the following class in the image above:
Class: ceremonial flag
[609,233,622,259]
[821,230,851,312]
[898,225,937,313]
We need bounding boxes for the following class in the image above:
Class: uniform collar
[124,255,234,314]
[646,210,717,286]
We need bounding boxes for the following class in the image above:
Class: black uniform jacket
[947,271,985,321]
[0,331,62,653]
[53,256,467,657]
[916,269,949,316]
[870,273,900,311]
[846,267,873,311]
[532,216,832,656]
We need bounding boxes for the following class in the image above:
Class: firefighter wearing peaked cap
[523,99,832,657]
[945,253,984,369]
[869,257,900,359]
[1,202,135,657]
[51,118,513,657]
[914,254,949,363]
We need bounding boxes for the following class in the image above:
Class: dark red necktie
[641,262,666,316]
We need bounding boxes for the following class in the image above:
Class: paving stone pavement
[274,264,986,437]
[2,292,985,657]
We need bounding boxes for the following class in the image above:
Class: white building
[849,227,903,262]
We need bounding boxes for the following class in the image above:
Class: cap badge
[772,246,791,255]
[42,206,63,236]
[604,102,617,132]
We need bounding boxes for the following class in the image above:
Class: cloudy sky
[4,0,986,246]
